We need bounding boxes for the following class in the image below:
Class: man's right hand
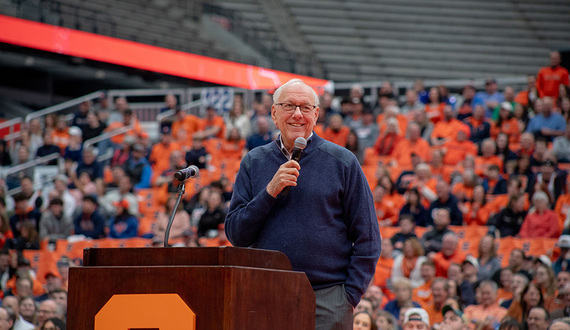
[266,160,300,197]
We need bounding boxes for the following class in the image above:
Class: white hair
[273,79,319,106]
[442,232,458,243]
[532,191,549,203]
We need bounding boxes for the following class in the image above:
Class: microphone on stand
[281,137,307,197]
[164,165,200,247]
[174,165,199,181]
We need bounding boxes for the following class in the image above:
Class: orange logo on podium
[95,294,195,330]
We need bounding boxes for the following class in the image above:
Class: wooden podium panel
[68,247,315,330]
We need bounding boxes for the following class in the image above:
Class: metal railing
[83,125,134,150]
[25,90,103,124]
[156,100,204,123]
[0,153,60,181]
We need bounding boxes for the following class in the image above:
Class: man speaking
[225,79,381,329]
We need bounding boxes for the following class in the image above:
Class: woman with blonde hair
[391,238,427,288]
[534,263,557,309]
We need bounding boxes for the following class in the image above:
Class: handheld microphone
[281,137,307,196]
[174,165,199,181]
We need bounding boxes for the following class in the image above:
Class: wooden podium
[68,246,316,329]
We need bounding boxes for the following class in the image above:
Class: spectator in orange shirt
[106,108,146,146]
[220,127,246,161]
[413,260,437,307]
[430,232,466,278]
[374,185,399,226]
[452,169,477,203]
[431,106,469,147]
[425,87,446,125]
[430,149,450,182]
[424,278,449,326]
[515,74,539,107]
[555,180,570,230]
[504,282,543,324]
[171,108,201,144]
[475,139,503,176]
[322,114,350,147]
[442,126,477,166]
[492,102,521,144]
[536,51,570,99]
[149,126,180,175]
[197,106,226,140]
[391,123,432,168]
[465,281,508,328]
[461,184,488,226]
[374,239,395,295]
[379,175,406,211]
[50,115,70,153]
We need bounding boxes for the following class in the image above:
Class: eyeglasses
[276,103,316,114]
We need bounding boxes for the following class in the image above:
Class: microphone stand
[164,181,185,247]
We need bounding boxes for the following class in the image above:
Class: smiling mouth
[289,123,304,127]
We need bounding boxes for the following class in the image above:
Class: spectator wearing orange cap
[35,272,64,303]
[108,199,138,239]
[442,126,477,166]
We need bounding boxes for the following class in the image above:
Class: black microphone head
[294,137,307,150]
[174,165,199,181]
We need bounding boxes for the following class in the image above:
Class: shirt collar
[277,133,313,159]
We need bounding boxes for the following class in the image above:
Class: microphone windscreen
[294,137,307,150]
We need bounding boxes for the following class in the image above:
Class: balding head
[1,296,18,315]
[37,299,63,326]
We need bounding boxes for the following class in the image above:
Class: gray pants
[314,284,353,330]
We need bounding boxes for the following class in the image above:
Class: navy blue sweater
[225,134,381,307]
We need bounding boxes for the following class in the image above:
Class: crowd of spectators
[0,51,568,329]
